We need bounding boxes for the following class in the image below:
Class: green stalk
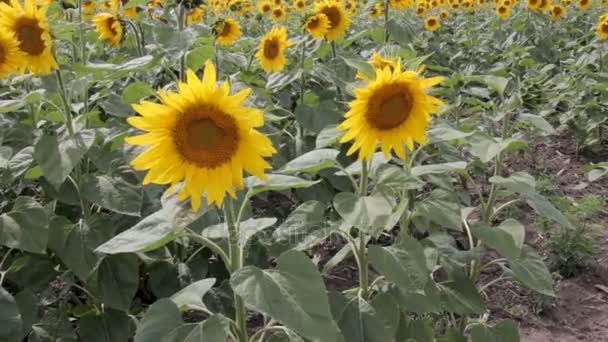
[295,41,307,156]
[225,199,247,342]
[54,70,75,136]
[357,160,370,299]
[177,5,186,81]
[330,41,343,102]
[384,0,390,43]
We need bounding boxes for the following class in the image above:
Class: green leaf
[33,130,95,186]
[122,82,154,104]
[464,75,510,97]
[47,217,99,281]
[170,278,216,310]
[29,308,77,342]
[80,175,142,216]
[231,250,340,341]
[520,114,556,135]
[97,254,139,310]
[273,202,337,251]
[0,196,48,254]
[508,246,555,297]
[78,309,134,342]
[471,219,525,259]
[134,299,183,342]
[316,125,341,148]
[470,320,520,342]
[280,149,340,175]
[0,99,25,113]
[427,126,474,144]
[294,100,342,133]
[329,292,390,342]
[247,174,321,196]
[525,192,570,227]
[368,234,431,291]
[161,315,231,342]
[202,217,277,247]
[14,290,39,339]
[397,317,435,342]
[490,172,536,195]
[0,287,22,342]
[374,164,425,193]
[469,137,526,163]
[415,197,461,230]
[186,46,216,71]
[96,196,207,254]
[334,193,393,235]
[370,291,400,337]
[438,272,485,314]
[411,162,467,176]
[341,57,375,80]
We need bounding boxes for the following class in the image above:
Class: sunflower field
[0,0,607,340]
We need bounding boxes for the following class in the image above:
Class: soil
[503,135,608,342]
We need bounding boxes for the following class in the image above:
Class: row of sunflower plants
[1,0,604,341]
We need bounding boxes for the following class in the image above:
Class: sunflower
[390,0,413,8]
[82,0,95,13]
[303,13,330,39]
[424,16,440,31]
[0,30,25,77]
[214,18,242,45]
[599,17,608,39]
[527,0,540,8]
[577,0,590,8]
[294,0,306,11]
[356,52,398,81]
[338,63,445,161]
[271,6,286,21]
[186,6,205,24]
[100,0,118,11]
[315,0,351,41]
[496,4,510,18]
[123,6,138,18]
[550,4,565,19]
[0,0,57,75]
[256,26,293,73]
[370,2,385,17]
[127,61,276,209]
[539,0,552,10]
[344,0,357,14]
[440,9,449,18]
[92,13,123,47]
[258,0,272,13]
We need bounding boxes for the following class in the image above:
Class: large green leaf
[80,175,142,216]
[96,195,207,254]
[463,75,510,97]
[470,320,519,342]
[396,317,435,342]
[469,136,526,163]
[334,193,393,235]
[48,217,99,281]
[508,246,555,297]
[170,278,216,310]
[201,217,277,247]
[438,273,485,314]
[329,292,390,342]
[368,234,431,291]
[280,149,340,175]
[247,174,321,196]
[97,254,139,311]
[33,130,95,187]
[78,308,134,342]
[0,197,48,254]
[411,162,467,176]
[186,45,216,71]
[374,164,425,193]
[427,126,474,144]
[0,287,22,342]
[161,315,231,342]
[134,299,183,342]
[14,290,39,340]
[231,250,340,341]
[471,219,525,259]
[370,291,400,337]
[29,308,77,342]
[272,201,332,250]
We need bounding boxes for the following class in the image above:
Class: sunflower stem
[330,41,343,102]
[296,41,307,156]
[384,0,390,43]
[357,159,370,299]
[55,69,75,136]
[225,198,248,342]
[177,4,187,81]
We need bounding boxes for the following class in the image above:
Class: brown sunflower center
[0,43,5,65]
[219,22,232,37]
[602,22,608,34]
[263,38,279,59]
[367,84,414,130]
[499,6,507,13]
[307,17,320,30]
[173,106,239,168]
[262,4,271,11]
[273,8,283,18]
[106,17,118,35]
[428,18,437,26]
[15,17,45,55]
[321,6,341,29]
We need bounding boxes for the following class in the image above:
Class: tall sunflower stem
[225,198,247,342]
[384,0,390,43]
[357,160,370,299]
[177,5,187,81]
[125,20,144,57]
[330,41,343,101]
[54,69,75,136]
[296,41,307,156]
